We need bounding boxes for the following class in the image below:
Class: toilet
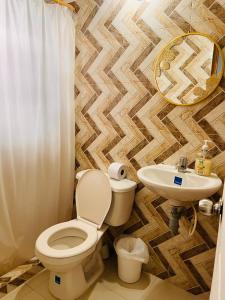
[35,169,136,300]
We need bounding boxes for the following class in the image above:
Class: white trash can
[114,236,149,283]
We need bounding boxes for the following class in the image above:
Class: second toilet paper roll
[108,162,127,180]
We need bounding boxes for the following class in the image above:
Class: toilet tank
[76,170,137,227]
[105,178,136,226]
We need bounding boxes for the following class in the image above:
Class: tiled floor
[2,258,208,300]
[0,259,44,298]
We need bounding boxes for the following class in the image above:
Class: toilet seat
[36,170,112,262]
[35,220,98,259]
[76,169,112,228]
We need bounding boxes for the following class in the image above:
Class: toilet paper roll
[108,162,127,180]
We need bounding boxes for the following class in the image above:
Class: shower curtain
[0,0,75,274]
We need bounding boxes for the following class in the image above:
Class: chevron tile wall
[74,0,225,298]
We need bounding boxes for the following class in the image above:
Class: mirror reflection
[155,33,224,106]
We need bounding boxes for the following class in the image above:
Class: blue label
[174,176,182,185]
[55,275,61,285]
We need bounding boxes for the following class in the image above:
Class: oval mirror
[155,33,224,106]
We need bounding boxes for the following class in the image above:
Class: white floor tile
[6,257,208,300]
[26,270,56,300]
[101,258,204,300]
[21,291,45,300]
[26,270,49,291]
[196,293,209,300]
[140,279,205,300]
[78,282,126,300]
[1,284,44,300]
[101,264,158,300]
[0,292,7,299]
[26,269,125,300]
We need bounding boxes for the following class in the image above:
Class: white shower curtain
[0,0,75,274]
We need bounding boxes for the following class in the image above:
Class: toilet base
[49,252,104,300]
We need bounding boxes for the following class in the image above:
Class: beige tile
[26,267,125,300]
[1,285,30,299]
[1,258,209,300]
[101,258,199,300]
[141,279,205,300]
[78,282,126,300]
[1,284,44,300]
[196,292,210,300]
[25,269,48,289]
[102,267,158,300]
[19,291,44,300]
[6,285,17,294]
[0,265,33,287]
[25,270,56,300]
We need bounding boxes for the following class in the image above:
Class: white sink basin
[137,164,222,205]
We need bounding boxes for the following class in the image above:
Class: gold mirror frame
[154,32,224,106]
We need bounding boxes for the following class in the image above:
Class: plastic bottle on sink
[195,140,212,176]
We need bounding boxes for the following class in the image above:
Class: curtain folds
[0,0,75,274]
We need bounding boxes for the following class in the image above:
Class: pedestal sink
[137,164,222,206]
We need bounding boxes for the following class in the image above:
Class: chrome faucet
[177,156,188,173]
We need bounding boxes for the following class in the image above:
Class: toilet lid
[76,169,112,228]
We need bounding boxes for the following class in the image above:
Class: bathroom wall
[75,0,225,297]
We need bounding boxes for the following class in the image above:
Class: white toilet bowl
[35,169,136,300]
[36,219,107,300]
[35,219,99,272]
